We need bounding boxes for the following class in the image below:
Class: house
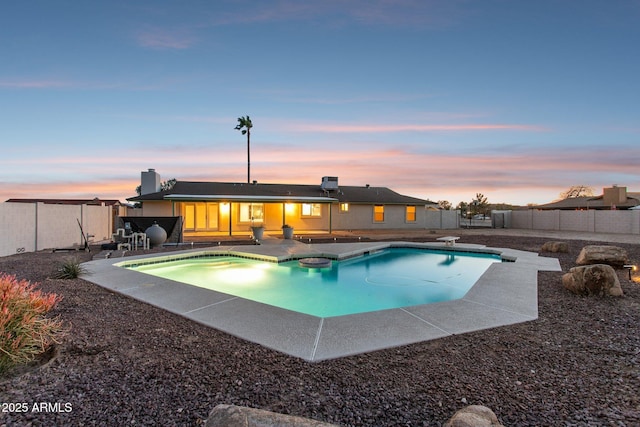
[534,186,640,210]
[127,169,437,237]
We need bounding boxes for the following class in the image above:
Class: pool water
[127,248,501,317]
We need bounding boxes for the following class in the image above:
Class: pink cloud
[263,92,433,105]
[0,80,72,89]
[209,0,467,29]
[2,144,636,206]
[281,122,546,133]
[350,0,468,28]
[136,28,195,49]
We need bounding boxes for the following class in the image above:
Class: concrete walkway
[82,238,560,361]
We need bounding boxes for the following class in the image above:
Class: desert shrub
[0,273,64,373]
[53,257,87,279]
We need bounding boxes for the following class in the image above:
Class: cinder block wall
[0,202,112,257]
[511,209,640,235]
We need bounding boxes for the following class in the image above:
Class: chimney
[603,185,627,207]
[141,169,161,195]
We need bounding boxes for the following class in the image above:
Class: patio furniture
[437,236,460,246]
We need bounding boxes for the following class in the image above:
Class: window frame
[373,205,385,223]
[301,203,322,218]
[405,205,417,223]
[239,203,264,223]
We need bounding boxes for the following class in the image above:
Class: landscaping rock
[444,405,504,427]
[541,241,569,253]
[3,235,640,426]
[562,264,624,297]
[576,245,628,267]
[205,404,339,427]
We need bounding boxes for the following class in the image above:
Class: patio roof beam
[165,195,338,203]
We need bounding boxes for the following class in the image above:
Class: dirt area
[1,232,639,426]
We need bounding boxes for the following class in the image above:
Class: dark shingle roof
[128,181,434,205]
[535,194,640,210]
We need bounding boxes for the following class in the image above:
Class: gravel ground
[1,233,639,426]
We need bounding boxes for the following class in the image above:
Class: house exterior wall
[331,204,427,230]
[142,201,174,217]
[134,200,460,237]
[0,202,112,257]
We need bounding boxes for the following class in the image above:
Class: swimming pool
[124,248,501,317]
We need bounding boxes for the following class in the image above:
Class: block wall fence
[0,202,112,258]
[508,209,640,235]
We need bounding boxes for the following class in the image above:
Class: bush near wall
[0,273,64,373]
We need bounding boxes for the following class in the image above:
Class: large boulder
[576,245,628,267]
[562,264,623,297]
[206,404,338,427]
[444,405,504,427]
[541,241,569,253]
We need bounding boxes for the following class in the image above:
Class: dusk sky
[1,1,639,206]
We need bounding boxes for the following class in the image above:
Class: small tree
[559,185,594,199]
[457,201,468,217]
[135,179,177,196]
[470,193,489,216]
[438,200,452,210]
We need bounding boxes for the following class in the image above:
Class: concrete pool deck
[82,240,561,361]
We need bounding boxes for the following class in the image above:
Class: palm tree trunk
[247,130,250,183]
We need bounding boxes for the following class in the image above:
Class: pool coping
[81,241,561,361]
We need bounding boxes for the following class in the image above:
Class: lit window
[340,203,349,212]
[302,203,322,217]
[373,205,384,222]
[239,203,264,223]
[406,206,416,222]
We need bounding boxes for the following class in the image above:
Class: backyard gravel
[1,233,639,426]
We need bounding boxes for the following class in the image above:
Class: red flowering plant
[0,273,65,373]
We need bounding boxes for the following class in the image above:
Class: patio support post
[229,203,233,236]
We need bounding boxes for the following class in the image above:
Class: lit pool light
[124,248,501,318]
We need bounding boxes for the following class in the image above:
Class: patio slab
[81,241,561,361]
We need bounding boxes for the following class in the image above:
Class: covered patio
[167,195,338,238]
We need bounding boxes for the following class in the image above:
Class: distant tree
[438,200,452,210]
[161,179,177,191]
[559,185,594,199]
[135,178,177,196]
[457,201,468,216]
[470,193,489,216]
[235,115,253,183]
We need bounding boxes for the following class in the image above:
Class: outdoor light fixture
[623,264,637,280]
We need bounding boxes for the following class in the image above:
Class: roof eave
[164,194,338,203]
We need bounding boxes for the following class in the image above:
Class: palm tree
[234,115,253,183]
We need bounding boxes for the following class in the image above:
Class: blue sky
[1,0,639,206]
